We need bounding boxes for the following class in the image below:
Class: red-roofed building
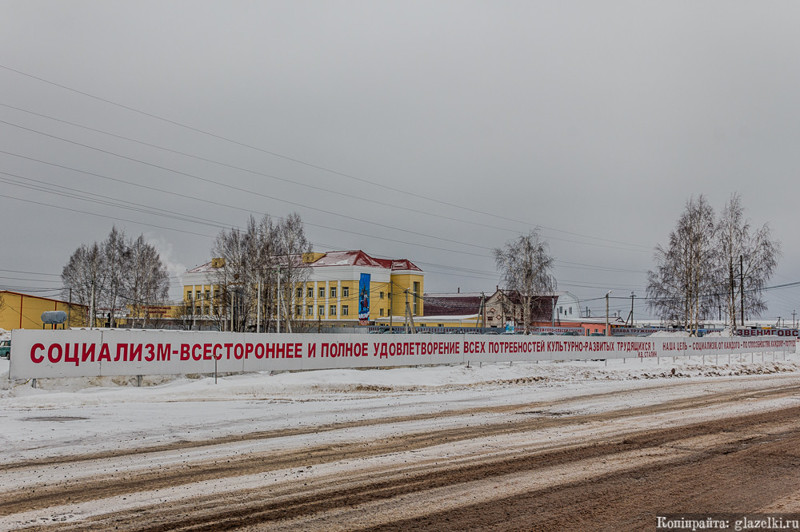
[183,250,424,327]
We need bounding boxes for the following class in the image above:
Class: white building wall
[554,292,582,321]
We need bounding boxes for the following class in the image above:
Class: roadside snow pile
[601,362,799,380]
[1,354,798,400]
[647,329,733,337]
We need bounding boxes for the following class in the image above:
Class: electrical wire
[0,63,654,252]
[0,146,650,275]
[2,66,795,314]
[2,101,582,243]
[0,117,509,254]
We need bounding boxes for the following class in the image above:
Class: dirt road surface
[3,373,800,531]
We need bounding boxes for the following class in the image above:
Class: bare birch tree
[211,213,311,332]
[493,229,557,334]
[248,215,279,332]
[102,227,128,327]
[276,213,311,332]
[211,224,256,332]
[124,235,170,327]
[62,229,170,329]
[62,242,106,327]
[717,193,779,327]
[647,195,719,334]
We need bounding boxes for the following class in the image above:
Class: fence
[9,329,798,379]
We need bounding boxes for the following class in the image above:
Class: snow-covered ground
[2,347,800,530]
[1,350,797,463]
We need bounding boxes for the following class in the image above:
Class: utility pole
[405,289,410,334]
[730,262,736,329]
[90,280,96,329]
[626,292,635,326]
[629,292,634,326]
[605,290,612,336]
[404,289,416,334]
[281,290,293,333]
[404,289,410,334]
[257,277,262,334]
[277,267,281,334]
[740,255,745,328]
[478,292,486,329]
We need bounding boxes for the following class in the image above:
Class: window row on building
[182,250,424,327]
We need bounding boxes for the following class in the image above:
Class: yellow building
[0,291,87,330]
[182,250,424,327]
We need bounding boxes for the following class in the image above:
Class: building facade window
[307,305,313,316]
[342,305,349,316]
[379,308,384,317]
[342,286,349,298]
[330,287,337,298]
[319,287,325,298]
[329,305,336,316]
[307,287,313,298]
[318,305,324,316]
[379,291,384,299]
[296,287,302,299]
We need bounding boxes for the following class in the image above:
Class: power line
[0,268,61,277]
[0,276,61,284]
[0,170,232,231]
[0,109,654,275]
[0,62,653,252]
[629,279,800,304]
[0,149,494,258]
[0,192,216,239]
[1,102,548,242]
[0,141,648,276]
[4,67,793,312]
[0,117,502,253]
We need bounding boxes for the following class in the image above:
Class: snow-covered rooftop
[188,251,423,274]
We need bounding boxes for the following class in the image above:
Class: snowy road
[2,356,800,530]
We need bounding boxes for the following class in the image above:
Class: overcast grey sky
[2,1,798,322]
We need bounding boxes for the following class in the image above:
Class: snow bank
[2,353,797,402]
[1,352,797,466]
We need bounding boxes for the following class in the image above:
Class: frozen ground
[0,350,796,460]
[2,346,800,530]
